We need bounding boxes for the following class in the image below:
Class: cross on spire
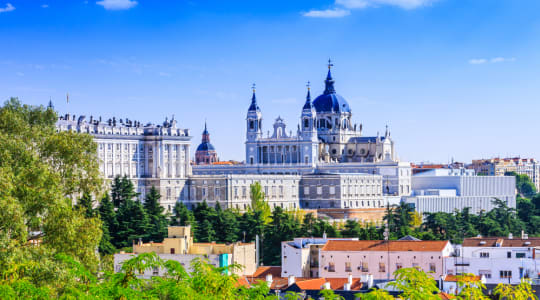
[306,81,311,90]
[328,58,333,70]
[252,83,256,92]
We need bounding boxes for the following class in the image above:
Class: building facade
[445,234,540,285]
[470,157,539,191]
[113,226,256,277]
[318,239,453,281]
[403,168,516,214]
[56,114,191,212]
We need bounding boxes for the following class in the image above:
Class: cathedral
[245,61,395,167]
[195,122,219,165]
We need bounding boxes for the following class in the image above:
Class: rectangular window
[412,263,419,269]
[304,187,309,195]
[317,186,322,195]
[507,252,512,258]
[328,262,335,272]
[329,186,335,195]
[379,262,385,273]
[152,267,159,276]
[429,263,436,273]
[345,262,351,272]
[480,252,489,258]
[396,263,403,270]
[500,270,512,279]
[234,187,238,197]
[215,187,220,199]
[202,187,207,197]
[279,186,283,197]
[242,187,247,198]
[479,270,492,279]
[361,262,369,272]
[516,253,526,258]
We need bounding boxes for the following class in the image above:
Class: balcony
[453,259,470,266]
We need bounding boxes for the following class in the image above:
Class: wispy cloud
[303,8,351,18]
[337,0,436,10]
[303,0,436,17]
[96,0,137,11]
[469,57,516,65]
[41,4,49,8]
[0,3,15,13]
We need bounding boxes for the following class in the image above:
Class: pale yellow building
[114,226,256,277]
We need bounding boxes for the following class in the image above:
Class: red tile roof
[235,276,250,288]
[321,240,450,252]
[250,266,282,278]
[295,278,327,290]
[462,237,540,247]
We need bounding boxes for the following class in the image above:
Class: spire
[248,83,259,111]
[47,97,54,110]
[202,121,210,143]
[324,59,336,95]
[303,81,312,110]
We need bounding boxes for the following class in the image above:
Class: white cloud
[302,8,350,18]
[337,0,436,9]
[41,4,49,8]
[469,57,516,65]
[0,3,15,13]
[96,0,137,10]
[469,58,487,65]
[491,57,516,63]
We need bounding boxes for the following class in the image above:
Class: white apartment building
[445,234,540,285]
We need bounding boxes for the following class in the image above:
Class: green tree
[388,267,439,300]
[111,175,139,207]
[0,98,103,278]
[115,198,150,247]
[341,219,362,238]
[263,207,301,265]
[75,192,96,218]
[143,186,168,242]
[197,219,216,243]
[98,193,117,255]
[250,182,271,224]
[171,201,196,226]
[358,288,393,300]
[494,279,538,300]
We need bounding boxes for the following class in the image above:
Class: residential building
[403,168,516,214]
[445,233,540,285]
[318,239,453,281]
[470,157,539,190]
[281,236,360,278]
[113,226,256,277]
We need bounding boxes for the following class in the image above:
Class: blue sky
[1,0,540,163]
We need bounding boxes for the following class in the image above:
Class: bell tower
[246,84,262,165]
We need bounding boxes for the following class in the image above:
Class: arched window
[304,118,309,128]
[249,120,254,129]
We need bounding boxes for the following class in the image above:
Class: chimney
[522,230,528,240]
[323,282,331,290]
[288,275,295,286]
[323,231,327,239]
[265,274,273,287]
[509,233,513,239]
[343,283,351,291]
[348,274,352,285]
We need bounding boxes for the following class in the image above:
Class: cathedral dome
[196,142,215,152]
[312,66,351,113]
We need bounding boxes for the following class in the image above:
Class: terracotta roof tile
[443,274,482,282]
[462,237,540,247]
[439,292,456,299]
[250,266,282,278]
[321,240,450,252]
[295,278,327,290]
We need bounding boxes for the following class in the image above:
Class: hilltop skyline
[1,0,540,162]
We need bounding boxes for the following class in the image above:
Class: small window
[361,262,369,272]
[507,252,512,258]
[317,186,322,195]
[396,263,403,270]
[304,118,309,128]
[500,270,512,278]
[480,252,489,258]
[429,263,436,273]
[345,262,351,272]
[170,248,175,254]
[516,253,526,258]
[249,120,254,129]
[379,262,385,273]
[328,262,335,272]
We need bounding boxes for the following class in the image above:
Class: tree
[115,198,150,247]
[75,192,96,218]
[250,182,271,224]
[494,279,538,300]
[171,201,195,226]
[111,175,139,207]
[388,267,440,300]
[358,289,393,300]
[98,193,117,254]
[143,186,168,242]
[197,219,216,243]
[455,273,489,300]
[263,207,301,265]
[0,98,103,278]
[341,219,362,238]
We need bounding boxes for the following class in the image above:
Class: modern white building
[56,114,192,211]
[403,168,516,214]
[445,234,540,285]
[470,157,539,191]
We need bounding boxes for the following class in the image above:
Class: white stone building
[445,234,540,285]
[56,114,191,212]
